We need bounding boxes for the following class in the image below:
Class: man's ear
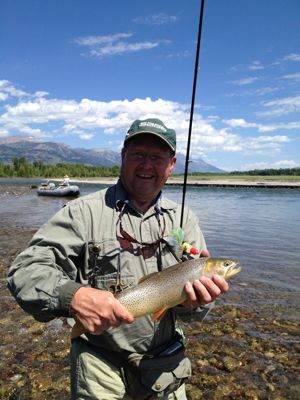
[169,156,176,173]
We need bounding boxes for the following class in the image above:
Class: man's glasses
[125,150,173,166]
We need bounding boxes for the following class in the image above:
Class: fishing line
[180,0,206,228]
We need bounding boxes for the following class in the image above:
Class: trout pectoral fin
[151,307,168,321]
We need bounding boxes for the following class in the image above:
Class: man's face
[120,134,176,204]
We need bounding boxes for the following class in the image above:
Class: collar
[114,179,177,214]
[115,179,129,211]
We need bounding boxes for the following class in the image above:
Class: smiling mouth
[137,174,154,179]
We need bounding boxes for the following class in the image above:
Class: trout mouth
[226,261,241,278]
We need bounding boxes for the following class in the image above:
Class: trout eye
[224,260,231,267]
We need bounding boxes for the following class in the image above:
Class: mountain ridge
[0,136,224,173]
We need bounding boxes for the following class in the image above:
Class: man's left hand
[183,274,229,308]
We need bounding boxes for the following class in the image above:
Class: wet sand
[0,185,299,399]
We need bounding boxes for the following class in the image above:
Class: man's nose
[140,154,154,165]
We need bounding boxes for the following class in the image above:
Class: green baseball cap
[124,118,176,151]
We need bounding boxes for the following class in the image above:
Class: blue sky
[1,0,299,171]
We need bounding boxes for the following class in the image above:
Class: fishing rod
[180,0,206,228]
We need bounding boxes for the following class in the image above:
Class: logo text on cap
[139,121,167,132]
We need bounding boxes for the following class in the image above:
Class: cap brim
[124,131,175,151]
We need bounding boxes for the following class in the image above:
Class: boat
[37,181,80,197]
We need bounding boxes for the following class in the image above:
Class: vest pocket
[87,239,134,291]
[92,272,134,293]
[121,346,191,399]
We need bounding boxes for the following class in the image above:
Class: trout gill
[71,257,240,338]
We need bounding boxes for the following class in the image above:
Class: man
[62,174,70,186]
[8,118,229,399]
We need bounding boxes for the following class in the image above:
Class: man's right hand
[70,287,134,335]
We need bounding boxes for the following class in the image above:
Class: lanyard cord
[180,0,206,228]
[118,201,164,271]
[155,212,163,271]
[118,201,166,246]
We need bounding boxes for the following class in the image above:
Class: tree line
[229,167,300,176]
[0,157,299,178]
[0,158,121,178]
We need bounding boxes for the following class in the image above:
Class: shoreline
[71,177,300,189]
[1,177,300,189]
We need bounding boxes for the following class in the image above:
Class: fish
[71,257,240,339]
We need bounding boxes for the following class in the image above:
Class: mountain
[0,136,224,173]
[173,153,223,174]
[0,136,121,167]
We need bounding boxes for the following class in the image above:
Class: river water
[1,179,300,312]
[0,179,299,398]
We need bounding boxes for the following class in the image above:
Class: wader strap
[72,337,129,368]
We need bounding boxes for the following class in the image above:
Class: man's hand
[200,248,210,258]
[70,287,134,335]
[183,274,229,309]
[183,247,229,308]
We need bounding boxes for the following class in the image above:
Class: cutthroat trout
[71,257,240,338]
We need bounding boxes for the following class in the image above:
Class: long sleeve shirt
[7,180,211,353]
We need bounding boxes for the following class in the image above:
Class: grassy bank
[170,174,300,182]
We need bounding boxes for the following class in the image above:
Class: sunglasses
[116,201,166,258]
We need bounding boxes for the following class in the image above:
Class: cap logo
[139,121,167,132]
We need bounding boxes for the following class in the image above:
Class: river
[0,179,299,399]
[2,179,299,310]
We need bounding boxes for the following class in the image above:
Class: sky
[0,0,299,172]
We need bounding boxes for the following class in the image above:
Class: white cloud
[282,73,300,83]
[18,126,46,137]
[283,53,300,62]
[0,93,8,101]
[254,135,289,143]
[33,91,49,98]
[257,95,300,117]
[248,61,264,70]
[91,41,159,57]
[254,86,280,96]
[79,132,94,140]
[257,122,300,132]
[223,118,255,128]
[0,80,28,100]
[0,83,295,161]
[226,86,280,97]
[75,33,132,46]
[223,118,300,132]
[229,64,243,73]
[242,135,289,153]
[75,33,160,58]
[132,13,179,25]
[0,128,9,137]
[230,77,258,86]
[166,50,190,59]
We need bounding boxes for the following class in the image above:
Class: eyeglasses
[125,150,173,166]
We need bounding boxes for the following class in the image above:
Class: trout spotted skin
[71,257,240,338]
[115,257,240,319]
